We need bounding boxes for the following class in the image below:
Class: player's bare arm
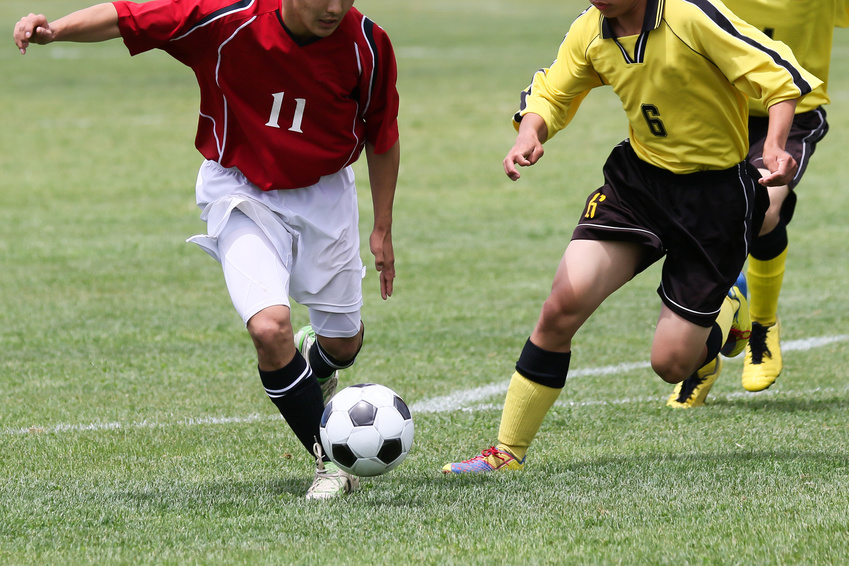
[503,112,548,181]
[14,3,120,54]
[759,99,798,187]
[366,140,400,300]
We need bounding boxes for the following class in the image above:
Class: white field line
[4,335,847,436]
[409,334,849,414]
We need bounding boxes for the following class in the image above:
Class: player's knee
[651,354,692,384]
[537,296,583,336]
[247,311,293,351]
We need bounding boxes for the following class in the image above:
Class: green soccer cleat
[720,272,751,358]
[667,356,723,409]
[442,446,525,474]
[295,325,338,404]
[306,443,359,501]
[742,319,782,392]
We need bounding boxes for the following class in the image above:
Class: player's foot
[742,319,782,392]
[295,325,338,404]
[441,445,525,474]
[666,356,723,409]
[720,272,751,358]
[306,443,359,501]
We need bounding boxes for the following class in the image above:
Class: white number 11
[265,92,305,133]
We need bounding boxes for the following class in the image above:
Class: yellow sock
[747,248,787,325]
[497,371,562,461]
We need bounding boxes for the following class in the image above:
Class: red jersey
[113,0,399,191]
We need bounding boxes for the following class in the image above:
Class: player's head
[281,0,356,40]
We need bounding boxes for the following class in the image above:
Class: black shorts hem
[657,287,719,328]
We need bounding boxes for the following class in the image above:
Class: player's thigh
[550,239,645,313]
[543,240,645,330]
[288,171,364,314]
[532,240,644,351]
[218,211,292,325]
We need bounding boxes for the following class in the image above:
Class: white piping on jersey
[613,38,632,63]
[634,32,648,62]
[355,43,362,75]
[342,43,362,166]
[342,18,379,168]
[613,32,649,64]
[199,110,221,157]
[214,16,258,162]
[171,0,256,42]
[359,19,376,117]
[344,103,361,168]
[264,365,312,399]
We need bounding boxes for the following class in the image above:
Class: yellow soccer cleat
[667,356,723,408]
[742,319,782,392]
[720,273,751,358]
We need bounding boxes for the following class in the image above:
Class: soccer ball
[319,383,414,477]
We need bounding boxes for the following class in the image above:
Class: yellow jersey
[515,0,822,173]
[722,0,849,115]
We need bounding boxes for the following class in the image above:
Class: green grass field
[2,1,849,563]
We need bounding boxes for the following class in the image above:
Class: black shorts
[748,107,829,224]
[572,140,768,327]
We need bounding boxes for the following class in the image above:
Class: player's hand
[14,13,54,54]
[503,131,545,181]
[370,227,395,300]
[759,150,797,187]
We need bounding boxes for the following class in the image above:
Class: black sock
[308,337,360,380]
[751,218,788,261]
[515,338,571,388]
[703,323,723,368]
[258,353,327,460]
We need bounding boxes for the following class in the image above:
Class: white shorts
[188,160,365,337]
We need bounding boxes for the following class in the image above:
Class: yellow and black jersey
[514,0,822,173]
[723,0,849,116]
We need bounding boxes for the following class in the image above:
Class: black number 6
[641,104,668,137]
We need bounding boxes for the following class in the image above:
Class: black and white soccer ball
[319,383,414,477]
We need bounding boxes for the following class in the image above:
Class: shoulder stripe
[172,0,256,41]
[362,17,378,71]
[359,17,378,116]
[682,0,812,95]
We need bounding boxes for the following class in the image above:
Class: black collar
[600,0,664,39]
